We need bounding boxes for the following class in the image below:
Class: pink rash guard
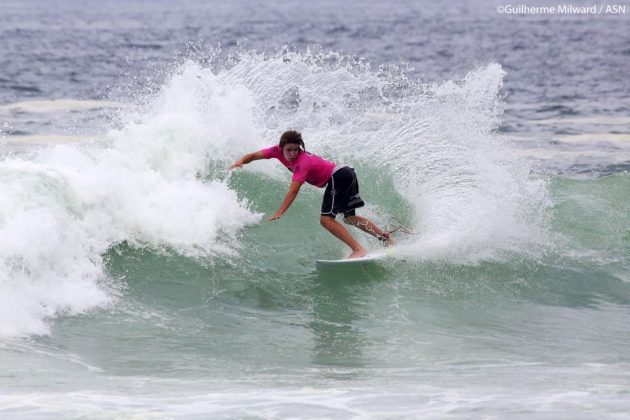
[261,145,336,188]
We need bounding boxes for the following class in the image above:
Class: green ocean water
[1,53,629,417]
[5,172,628,417]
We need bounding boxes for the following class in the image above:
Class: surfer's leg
[320,215,367,259]
[343,215,396,246]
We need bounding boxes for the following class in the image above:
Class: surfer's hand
[267,212,282,221]
[228,160,243,170]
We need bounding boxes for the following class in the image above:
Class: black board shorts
[320,166,365,218]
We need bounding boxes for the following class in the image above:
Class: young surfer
[228,130,395,259]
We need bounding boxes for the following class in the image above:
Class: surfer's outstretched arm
[268,181,302,221]
[228,151,265,170]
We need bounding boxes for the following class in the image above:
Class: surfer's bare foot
[347,248,368,259]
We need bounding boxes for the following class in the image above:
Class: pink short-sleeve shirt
[261,145,336,188]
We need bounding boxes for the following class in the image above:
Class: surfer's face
[283,144,300,162]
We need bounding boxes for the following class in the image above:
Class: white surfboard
[315,248,396,269]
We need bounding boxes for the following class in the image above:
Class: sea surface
[1,0,629,418]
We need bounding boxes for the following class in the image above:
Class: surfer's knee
[320,215,334,227]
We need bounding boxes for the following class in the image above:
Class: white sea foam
[386,64,552,262]
[2,378,629,418]
[0,66,263,339]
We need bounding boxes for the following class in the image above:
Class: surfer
[228,130,395,259]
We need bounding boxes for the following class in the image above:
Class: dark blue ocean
[1,0,629,417]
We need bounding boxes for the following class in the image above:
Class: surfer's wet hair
[279,130,305,151]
